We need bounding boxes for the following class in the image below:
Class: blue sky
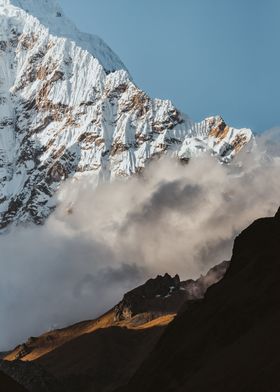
[59,0,280,133]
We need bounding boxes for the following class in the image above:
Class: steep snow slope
[0,0,253,227]
[0,0,127,72]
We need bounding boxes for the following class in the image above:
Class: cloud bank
[0,129,280,350]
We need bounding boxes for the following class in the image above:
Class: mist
[1,129,280,350]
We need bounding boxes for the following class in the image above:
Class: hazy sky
[59,0,279,132]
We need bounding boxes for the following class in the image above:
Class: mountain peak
[0,0,252,228]
[1,0,59,7]
[0,0,127,73]
[0,0,61,13]
[113,263,228,322]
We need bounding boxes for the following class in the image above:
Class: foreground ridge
[117,208,280,392]
[3,208,280,392]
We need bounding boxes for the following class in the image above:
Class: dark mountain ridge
[0,369,28,392]
[117,208,280,392]
[3,209,280,392]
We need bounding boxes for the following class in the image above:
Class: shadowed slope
[38,326,164,392]
[5,311,116,362]
[116,209,280,392]
[0,370,28,392]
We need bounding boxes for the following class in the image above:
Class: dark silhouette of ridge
[38,326,164,392]
[116,208,280,392]
[0,370,28,392]
[8,206,279,392]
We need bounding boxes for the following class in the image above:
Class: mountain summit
[0,0,127,71]
[0,0,253,227]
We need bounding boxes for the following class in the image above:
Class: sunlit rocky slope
[2,262,227,392]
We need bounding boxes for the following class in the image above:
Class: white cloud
[1,129,280,350]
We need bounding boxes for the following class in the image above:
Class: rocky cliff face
[0,0,253,228]
[114,261,229,322]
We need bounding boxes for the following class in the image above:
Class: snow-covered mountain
[0,0,253,228]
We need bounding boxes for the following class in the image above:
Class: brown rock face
[114,263,229,323]
[114,273,182,321]
[209,118,229,140]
